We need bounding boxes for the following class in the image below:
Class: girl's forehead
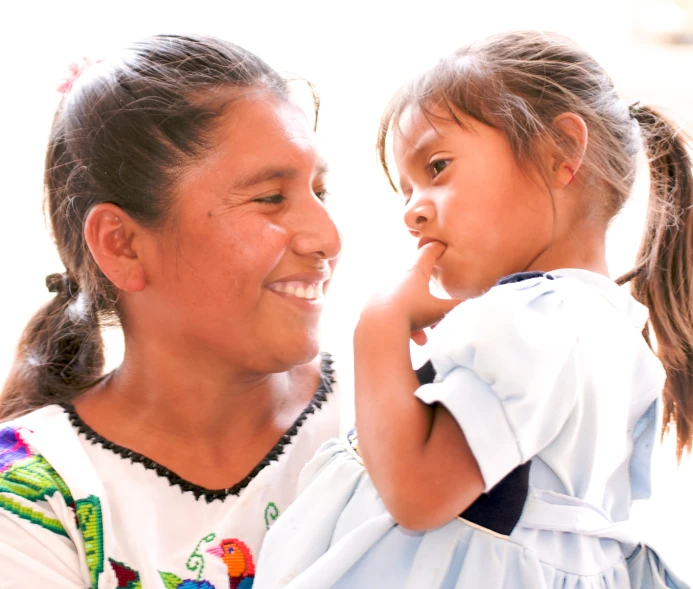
[393,103,459,161]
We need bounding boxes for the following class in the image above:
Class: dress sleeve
[0,424,87,588]
[415,275,583,491]
[0,507,87,588]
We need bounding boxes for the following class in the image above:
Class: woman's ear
[84,203,146,293]
[551,112,588,189]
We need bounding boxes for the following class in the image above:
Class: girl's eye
[254,194,285,205]
[428,159,451,178]
[314,188,330,202]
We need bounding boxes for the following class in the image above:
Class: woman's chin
[270,337,322,371]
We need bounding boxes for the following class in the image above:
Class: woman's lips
[266,280,325,300]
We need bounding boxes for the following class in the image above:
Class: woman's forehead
[173,93,326,202]
[196,93,325,178]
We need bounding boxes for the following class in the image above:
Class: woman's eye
[254,194,285,205]
[428,159,451,178]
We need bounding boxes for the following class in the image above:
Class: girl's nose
[404,196,435,237]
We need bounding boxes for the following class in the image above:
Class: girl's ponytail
[0,274,105,420]
[618,106,693,458]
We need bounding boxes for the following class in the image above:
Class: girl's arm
[354,243,484,531]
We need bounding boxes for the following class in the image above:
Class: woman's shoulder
[0,407,74,510]
[1,404,76,474]
[0,404,99,522]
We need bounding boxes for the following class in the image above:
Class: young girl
[254,31,692,588]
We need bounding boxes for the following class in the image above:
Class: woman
[0,34,341,588]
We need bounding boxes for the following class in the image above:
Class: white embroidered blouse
[0,353,339,589]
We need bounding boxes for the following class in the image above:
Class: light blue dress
[254,270,689,588]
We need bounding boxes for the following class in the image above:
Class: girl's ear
[84,203,147,293]
[550,112,588,189]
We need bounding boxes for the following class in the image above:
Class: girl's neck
[526,218,610,278]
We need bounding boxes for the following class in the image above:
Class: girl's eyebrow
[407,127,445,163]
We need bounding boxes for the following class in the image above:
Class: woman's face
[138,92,341,373]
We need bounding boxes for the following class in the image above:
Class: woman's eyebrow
[232,166,298,190]
[232,163,330,190]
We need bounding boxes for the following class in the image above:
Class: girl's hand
[360,241,461,344]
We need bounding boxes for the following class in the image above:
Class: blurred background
[1,0,692,578]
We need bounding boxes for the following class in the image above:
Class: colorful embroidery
[0,455,72,505]
[0,493,68,537]
[264,502,279,530]
[110,559,143,589]
[0,433,74,537]
[187,533,216,579]
[159,572,215,589]
[208,538,256,589]
[75,496,105,589]
[160,533,219,589]
[0,427,32,472]
[347,427,361,456]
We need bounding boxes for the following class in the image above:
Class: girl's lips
[417,237,443,249]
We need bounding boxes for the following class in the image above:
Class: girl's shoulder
[431,269,651,372]
[451,268,648,328]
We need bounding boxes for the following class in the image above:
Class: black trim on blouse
[62,352,336,503]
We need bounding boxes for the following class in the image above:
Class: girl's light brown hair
[378,31,693,458]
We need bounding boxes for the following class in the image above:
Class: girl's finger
[413,241,447,278]
[412,296,463,332]
[411,330,428,346]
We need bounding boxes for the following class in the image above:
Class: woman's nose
[291,194,342,260]
[403,194,435,237]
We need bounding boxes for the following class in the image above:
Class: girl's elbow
[384,491,467,531]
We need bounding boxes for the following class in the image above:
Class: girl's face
[135,92,341,373]
[393,103,555,299]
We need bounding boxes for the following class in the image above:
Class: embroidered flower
[0,428,32,473]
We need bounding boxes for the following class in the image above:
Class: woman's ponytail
[618,106,693,458]
[0,35,290,421]
[0,273,105,420]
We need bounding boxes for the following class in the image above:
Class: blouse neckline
[62,352,335,503]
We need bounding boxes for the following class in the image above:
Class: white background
[1,0,692,579]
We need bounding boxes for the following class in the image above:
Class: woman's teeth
[270,281,324,300]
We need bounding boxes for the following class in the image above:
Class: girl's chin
[438,277,486,301]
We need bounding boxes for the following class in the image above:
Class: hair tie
[56,57,100,95]
[628,100,642,120]
[46,273,78,298]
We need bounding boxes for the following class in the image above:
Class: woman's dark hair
[378,31,693,458]
[1,34,298,420]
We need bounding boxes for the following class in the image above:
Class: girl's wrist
[355,306,411,342]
